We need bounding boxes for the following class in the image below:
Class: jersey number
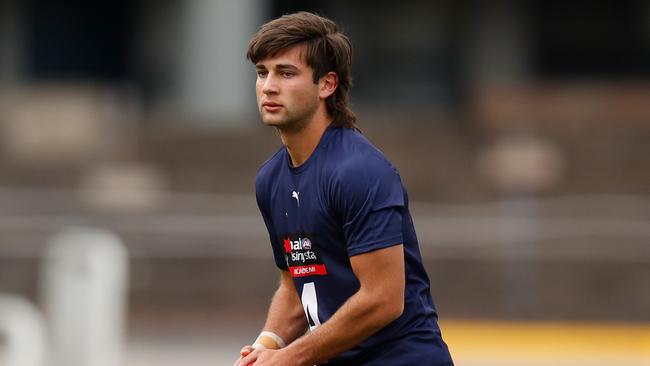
[301,282,321,331]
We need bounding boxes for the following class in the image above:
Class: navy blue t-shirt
[255,126,453,365]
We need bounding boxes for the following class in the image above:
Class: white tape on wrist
[260,331,286,348]
[251,342,266,350]
[252,330,286,350]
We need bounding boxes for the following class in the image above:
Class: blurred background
[0,0,649,365]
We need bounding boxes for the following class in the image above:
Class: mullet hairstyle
[247,12,357,129]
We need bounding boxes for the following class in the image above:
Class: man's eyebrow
[254,63,300,71]
[275,64,300,71]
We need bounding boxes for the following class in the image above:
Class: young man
[237,12,453,366]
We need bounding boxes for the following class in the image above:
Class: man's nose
[262,74,279,95]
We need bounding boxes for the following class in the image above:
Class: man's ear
[319,72,338,100]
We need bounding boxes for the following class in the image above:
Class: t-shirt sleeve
[333,156,405,257]
[256,186,288,270]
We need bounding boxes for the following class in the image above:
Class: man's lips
[262,102,282,112]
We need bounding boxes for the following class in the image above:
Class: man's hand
[238,348,300,366]
[234,346,254,366]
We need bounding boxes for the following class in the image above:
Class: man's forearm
[239,246,405,366]
[261,272,308,345]
[283,286,403,365]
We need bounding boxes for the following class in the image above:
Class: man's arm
[235,270,307,365]
[240,244,405,366]
[262,269,309,342]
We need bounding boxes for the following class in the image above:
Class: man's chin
[260,115,289,127]
[261,119,284,127]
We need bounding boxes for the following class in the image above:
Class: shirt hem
[347,236,403,257]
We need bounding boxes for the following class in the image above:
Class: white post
[40,227,128,366]
[0,294,47,366]
[177,0,263,125]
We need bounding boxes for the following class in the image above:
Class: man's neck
[279,113,332,167]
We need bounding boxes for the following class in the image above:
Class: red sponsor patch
[284,238,292,253]
[289,264,328,277]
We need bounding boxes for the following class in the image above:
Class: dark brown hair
[247,12,357,129]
